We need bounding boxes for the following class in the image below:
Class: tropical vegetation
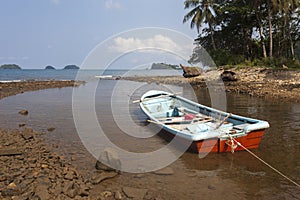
[0,64,21,69]
[183,0,300,68]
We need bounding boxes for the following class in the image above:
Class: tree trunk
[209,23,216,50]
[267,2,273,58]
[255,3,267,58]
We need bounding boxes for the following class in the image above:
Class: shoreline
[0,80,84,100]
[122,67,300,102]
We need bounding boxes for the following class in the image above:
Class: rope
[230,137,300,188]
[205,119,300,188]
[149,110,300,188]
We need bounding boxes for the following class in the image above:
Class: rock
[41,164,48,169]
[47,127,55,132]
[208,185,216,190]
[100,191,113,198]
[91,171,118,184]
[21,132,34,140]
[122,187,147,199]
[220,70,238,82]
[153,167,174,175]
[64,171,75,180]
[95,148,121,171]
[18,123,26,127]
[114,191,122,200]
[7,182,17,189]
[18,110,28,115]
[1,188,20,197]
[34,184,50,200]
[63,181,80,198]
[180,64,203,78]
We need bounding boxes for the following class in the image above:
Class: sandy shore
[122,67,300,102]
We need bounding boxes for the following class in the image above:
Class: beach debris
[18,109,28,115]
[0,148,23,156]
[180,64,203,78]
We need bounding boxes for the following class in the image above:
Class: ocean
[0,69,183,81]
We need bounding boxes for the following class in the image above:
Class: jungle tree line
[183,0,300,66]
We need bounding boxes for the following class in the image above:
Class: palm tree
[272,0,299,59]
[183,0,217,50]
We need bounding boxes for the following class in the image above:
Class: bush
[209,49,244,67]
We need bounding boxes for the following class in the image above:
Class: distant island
[151,63,180,70]
[63,65,80,70]
[45,65,55,70]
[0,64,21,69]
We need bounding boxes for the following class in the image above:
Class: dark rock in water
[19,123,26,127]
[19,110,28,115]
[122,187,147,199]
[180,64,203,78]
[47,127,55,132]
[95,148,121,171]
[220,70,238,82]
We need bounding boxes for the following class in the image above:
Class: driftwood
[180,64,203,78]
[0,148,23,156]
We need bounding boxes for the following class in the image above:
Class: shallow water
[0,79,299,199]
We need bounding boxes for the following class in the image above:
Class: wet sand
[0,80,84,100]
[122,68,300,102]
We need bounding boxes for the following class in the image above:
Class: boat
[138,90,270,153]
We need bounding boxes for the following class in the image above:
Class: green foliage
[45,65,55,70]
[252,58,300,69]
[209,49,244,66]
[183,0,300,66]
[0,64,21,69]
[63,65,79,70]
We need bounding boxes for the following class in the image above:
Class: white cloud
[110,35,181,53]
[105,0,122,10]
[51,0,60,5]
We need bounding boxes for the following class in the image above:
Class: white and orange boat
[139,90,270,153]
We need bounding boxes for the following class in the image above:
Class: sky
[0,0,197,69]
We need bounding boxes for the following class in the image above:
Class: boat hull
[193,129,265,153]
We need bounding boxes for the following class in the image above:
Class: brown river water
[0,79,299,199]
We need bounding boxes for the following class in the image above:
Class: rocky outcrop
[180,64,203,78]
[220,70,239,81]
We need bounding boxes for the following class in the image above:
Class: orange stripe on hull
[194,130,265,153]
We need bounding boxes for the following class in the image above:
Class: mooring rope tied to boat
[224,133,300,188]
[202,119,300,188]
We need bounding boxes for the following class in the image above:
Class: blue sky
[0,0,197,69]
